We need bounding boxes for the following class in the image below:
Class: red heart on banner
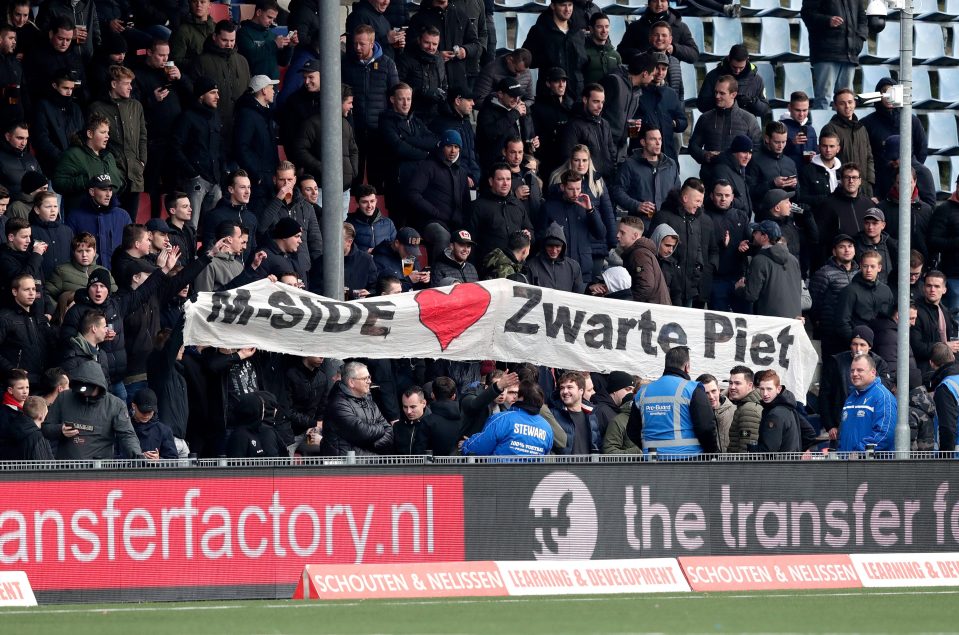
[414,283,492,351]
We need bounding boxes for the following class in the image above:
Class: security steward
[626,346,719,456]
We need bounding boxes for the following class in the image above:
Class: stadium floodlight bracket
[858,85,906,107]
[865,0,905,16]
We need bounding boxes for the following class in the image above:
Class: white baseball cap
[250,75,280,93]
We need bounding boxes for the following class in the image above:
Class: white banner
[184,279,819,391]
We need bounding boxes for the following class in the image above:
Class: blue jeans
[812,62,856,110]
[709,278,751,313]
[109,381,127,403]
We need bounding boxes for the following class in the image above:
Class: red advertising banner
[0,475,464,591]
[850,553,959,587]
[679,555,862,591]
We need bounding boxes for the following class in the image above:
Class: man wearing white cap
[235,74,280,206]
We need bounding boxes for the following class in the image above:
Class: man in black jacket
[706,135,755,217]
[747,121,799,220]
[32,71,84,177]
[531,67,573,179]
[0,273,54,384]
[636,51,687,162]
[393,386,434,455]
[468,162,533,261]
[929,176,959,315]
[320,361,394,457]
[429,86,479,187]
[521,0,587,100]
[407,129,470,262]
[600,53,654,165]
[345,0,406,62]
[704,179,749,312]
[696,45,770,118]
[558,83,616,181]
[688,76,761,172]
[0,24,25,130]
[798,130,843,253]
[278,58,321,149]
[810,234,859,357]
[428,376,461,456]
[170,76,223,230]
[284,355,328,444]
[755,372,802,453]
[800,0,874,110]
[912,270,959,371]
[930,343,959,455]
[476,78,533,173]
[397,25,447,125]
[649,178,715,307]
[835,250,894,343]
[617,0,700,63]
[201,169,258,258]
[406,0,480,91]
[431,229,479,286]
[135,40,189,218]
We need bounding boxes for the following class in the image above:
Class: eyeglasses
[353,375,372,382]
[842,175,862,181]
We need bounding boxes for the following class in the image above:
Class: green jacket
[46,261,117,302]
[52,143,125,211]
[6,190,32,220]
[482,248,526,280]
[602,399,640,454]
[170,14,216,65]
[236,19,292,79]
[726,389,763,453]
[583,38,622,86]
[89,96,148,192]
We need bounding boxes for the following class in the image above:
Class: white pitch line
[4,589,959,616]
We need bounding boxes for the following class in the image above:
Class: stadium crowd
[0,0,956,462]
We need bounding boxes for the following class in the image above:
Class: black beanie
[86,268,111,291]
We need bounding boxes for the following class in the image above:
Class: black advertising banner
[462,462,959,560]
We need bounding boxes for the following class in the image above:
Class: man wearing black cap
[706,134,754,216]
[599,371,639,454]
[521,0,587,100]
[853,208,895,285]
[531,66,574,178]
[397,25,447,125]
[408,129,470,262]
[861,77,928,170]
[583,12,621,85]
[261,217,304,281]
[635,50,686,162]
[645,24,683,102]
[130,387,178,459]
[63,174,129,269]
[559,83,616,180]
[696,44,770,118]
[476,78,535,171]
[474,48,533,107]
[372,226,432,291]
[278,58,321,148]
[144,218,172,262]
[170,75,223,230]
[763,187,818,274]
[735,219,802,318]
[430,86,480,187]
[431,229,479,286]
[810,234,859,357]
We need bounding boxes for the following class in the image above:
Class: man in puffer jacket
[42,360,143,459]
[321,361,394,457]
[726,365,763,453]
[696,45,770,118]
[431,229,480,286]
[754,372,802,452]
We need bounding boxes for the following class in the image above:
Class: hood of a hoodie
[203,37,238,59]
[830,113,862,130]
[650,223,679,251]
[601,266,632,293]
[233,391,267,429]
[542,221,568,258]
[757,241,791,266]
[70,360,109,393]
[359,41,385,65]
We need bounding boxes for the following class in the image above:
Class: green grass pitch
[2,588,957,634]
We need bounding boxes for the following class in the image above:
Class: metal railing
[0,449,950,471]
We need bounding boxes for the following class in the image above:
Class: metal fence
[0,450,948,471]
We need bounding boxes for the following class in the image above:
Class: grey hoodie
[736,242,803,318]
[526,222,586,293]
[42,360,142,459]
[650,223,679,250]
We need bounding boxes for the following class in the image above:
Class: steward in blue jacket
[626,347,719,456]
[461,381,552,456]
[839,355,896,452]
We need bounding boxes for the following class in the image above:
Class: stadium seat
[684,17,706,52]
[706,18,743,61]
[494,0,538,7]
[209,3,230,21]
[935,68,959,108]
[925,112,959,155]
[743,0,800,16]
[493,12,509,50]
[914,22,959,65]
[608,15,628,48]
[515,12,537,50]
[681,62,699,106]
[911,67,945,109]
[771,107,788,121]
[858,64,892,94]
[924,156,946,197]
[753,62,781,106]
[678,153,701,179]
[798,21,809,58]
[809,108,834,129]
[860,20,900,63]
[782,63,813,101]
[949,157,959,191]
[755,18,804,62]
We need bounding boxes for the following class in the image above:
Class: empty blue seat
[681,62,699,106]
[782,63,813,101]
[744,0,801,16]
[756,17,805,61]
[705,18,743,61]
[924,156,946,196]
[678,153,702,179]
[926,112,959,154]
[493,12,510,50]
[685,16,706,52]
[858,65,892,94]
[935,68,959,108]
[860,20,900,64]
[515,12,538,50]
[809,109,834,129]
[608,15,628,48]
[914,22,959,65]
